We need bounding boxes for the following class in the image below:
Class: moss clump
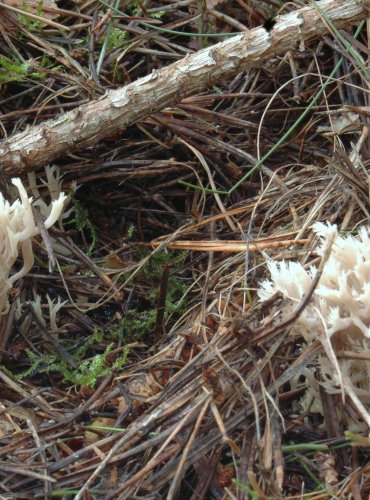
[18,329,130,387]
[118,249,189,338]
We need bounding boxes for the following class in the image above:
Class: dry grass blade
[149,238,310,252]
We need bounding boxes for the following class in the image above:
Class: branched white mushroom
[0,177,66,314]
[29,294,67,333]
[258,222,370,431]
[28,165,75,228]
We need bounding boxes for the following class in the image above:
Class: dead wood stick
[0,0,369,177]
[148,238,309,252]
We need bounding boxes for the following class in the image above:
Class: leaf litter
[0,1,369,498]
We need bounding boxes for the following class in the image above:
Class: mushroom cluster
[258,222,370,430]
[0,177,66,314]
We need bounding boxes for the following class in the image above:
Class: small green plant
[38,55,62,72]
[149,11,165,20]
[127,224,136,238]
[118,249,189,338]
[19,0,43,32]
[126,0,140,16]
[119,308,157,337]
[66,197,97,255]
[17,250,188,384]
[104,28,129,50]
[18,330,130,387]
[0,55,46,83]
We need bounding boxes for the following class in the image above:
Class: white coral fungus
[258,222,370,429]
[28,165,75,227]
[0,178,66,314]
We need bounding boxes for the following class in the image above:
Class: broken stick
[0,0,369,177]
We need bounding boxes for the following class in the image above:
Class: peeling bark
[0,0,369,176]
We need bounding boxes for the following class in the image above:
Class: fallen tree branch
[0,0,369,177]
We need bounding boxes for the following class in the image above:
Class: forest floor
[0,0,369,498]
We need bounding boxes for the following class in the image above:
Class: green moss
[0,55,47,83]
[104,28,129,50]
[126,0,140,16]
[65,197,97,255]
[19,0,43,31]
[149,11,166,20]
[17,249,188,386]
[18,330,130,387]
[118,249,189,338]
